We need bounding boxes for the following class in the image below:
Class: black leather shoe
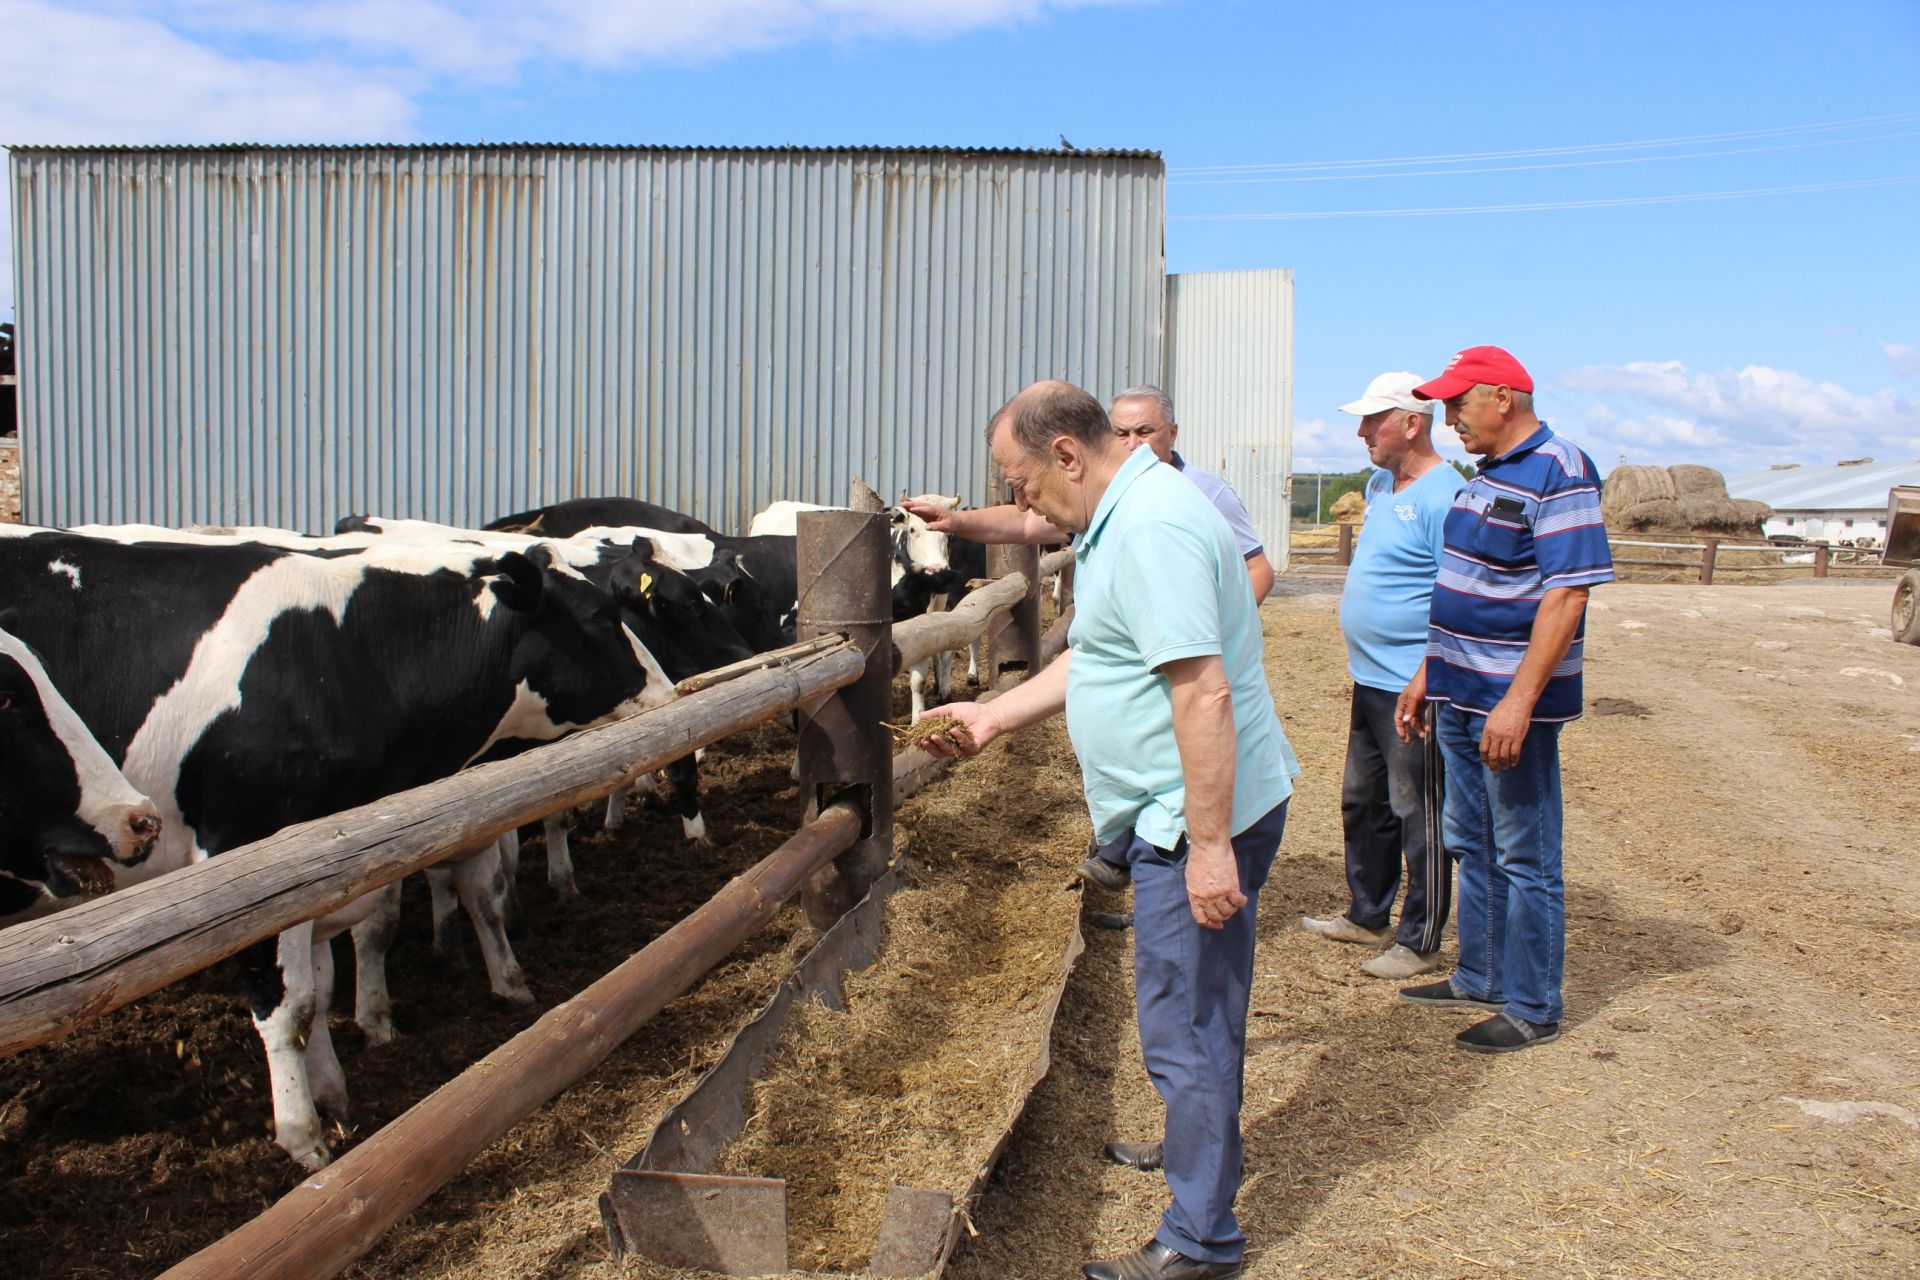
[1102,1139,1164,1171]
[1082,1239,1243,1280]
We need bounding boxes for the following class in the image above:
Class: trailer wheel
[1895,570,1920,645]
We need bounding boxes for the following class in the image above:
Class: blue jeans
[1435,704,1565,1025]
[1123,800,1288,1264]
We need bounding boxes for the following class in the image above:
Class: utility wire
[1172,110,1920,176]
[1173,129,1920,185]
[1170,175,1920,221]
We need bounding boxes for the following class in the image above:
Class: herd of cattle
[0,493,990,1172]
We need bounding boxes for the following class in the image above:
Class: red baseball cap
[1412,346,1535,401]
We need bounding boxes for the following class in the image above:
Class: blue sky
[3,0,1917,477]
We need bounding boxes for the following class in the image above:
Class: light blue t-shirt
[1170,451,1265,559]
[1066,447,1300,847]
[1338,464,1465,691]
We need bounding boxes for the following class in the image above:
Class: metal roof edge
[6,142,1161,159]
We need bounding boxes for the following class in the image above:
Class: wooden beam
[1037,547,1074,579]
[891,571,1029,672]
[672,634,848,695]
[0,645,865,1059]
[156,801,865,1280]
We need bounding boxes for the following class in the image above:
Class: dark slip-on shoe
[1083,1239,1243,1280]
[1455,1011,1561,1053]
[1102,1140,1164,1171]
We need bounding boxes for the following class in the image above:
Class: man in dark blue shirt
[1394,346,1614,1053]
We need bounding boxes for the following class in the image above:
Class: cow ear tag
[638,572,654,597]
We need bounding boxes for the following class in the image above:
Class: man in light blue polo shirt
[1301,372,1464,981]
[919,381,1298,1280]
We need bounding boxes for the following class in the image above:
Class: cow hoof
[495,979,537,1009]
[682,813,710,845]
[290,1143,333,1174]
[550,876,580,900]
[358,1021,396,1048]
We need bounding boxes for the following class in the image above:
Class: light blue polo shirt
[1065,446,1300,847]
[1339,464,1465,691]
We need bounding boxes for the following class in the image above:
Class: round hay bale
[1730,498,1773,532]
[1670,463,1731,502]
[1614,498,1687,532]
[1601,465,1677,519]
[1331,490,1367,523]
[1680,496,1748,532]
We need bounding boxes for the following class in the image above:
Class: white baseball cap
[1338,371,1429,416]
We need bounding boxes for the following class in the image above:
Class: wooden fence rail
[1293,529,1885,584]
[0,643,865,1059]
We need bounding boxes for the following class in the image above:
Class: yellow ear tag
[638,573,654,596]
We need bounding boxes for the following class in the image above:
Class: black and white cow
[0,525,675,1170]
[0,626,161,917]
[333,516,756,907]
[471,500,802,655]
[486,497,716,537]
[748,495,957,582]
[889,534,992,715]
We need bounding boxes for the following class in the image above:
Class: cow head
[477,548,674,737]
[890,496,956,575]
[0,628,161,911]
[600,544,756,681]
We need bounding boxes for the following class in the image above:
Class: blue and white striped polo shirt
[1426,425,1614,722]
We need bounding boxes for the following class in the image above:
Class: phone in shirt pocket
[1482,494,1532,531]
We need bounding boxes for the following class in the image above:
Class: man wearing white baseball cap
[1301,372,1462,979]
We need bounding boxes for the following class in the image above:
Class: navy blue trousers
[1121,800,1288,1264]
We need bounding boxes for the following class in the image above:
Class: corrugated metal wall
[10,146,1164,531]
[1163,268,1293,568]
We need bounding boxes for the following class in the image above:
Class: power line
[1169,175,1920,221]
[1171,110,1920,176]
[1172,129,1920,186]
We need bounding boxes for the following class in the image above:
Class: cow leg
[543,813,577,899]
[909,659,931,719]
[426,864,467,969]
[968,635,982,681]
[450,844,535,1007]
[602,784,631,831]
[241,924,330,1172]
[347,881,404,1046]
[664,755,710,844]
[935,649,955,702]
[305,933,350,1126]
[495,828,522,926]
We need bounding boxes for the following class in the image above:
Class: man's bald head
[988,380,1115,460]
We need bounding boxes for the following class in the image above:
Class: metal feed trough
[601,866,1086,1278]
[1886,486,1920,645]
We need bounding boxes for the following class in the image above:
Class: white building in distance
[1728,458,1920,544]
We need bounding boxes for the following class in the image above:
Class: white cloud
[1555,359,1920,471]
[1883,342,1920,378]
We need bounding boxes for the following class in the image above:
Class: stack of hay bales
[1330,489,1367,523]
[1602,463,1769,536]
[1601,464,1685,532]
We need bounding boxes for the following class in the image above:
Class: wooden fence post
[1814,544,1831,579]
[794,509,894,929]
[986,543,1041,686]
[1700,537,1719,585]
[1338,522,1355,566]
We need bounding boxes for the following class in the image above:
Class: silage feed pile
[710,714,1092,1274]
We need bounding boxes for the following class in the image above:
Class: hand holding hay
[890,703,999,759]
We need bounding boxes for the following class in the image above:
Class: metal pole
[1338,522,1354,566]
[1814,544,1831,579]
[1700,537,1719,586]
[794,509,894,929]
[986,543,1041,685]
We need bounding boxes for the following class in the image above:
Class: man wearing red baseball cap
[1392,346,1614,1053]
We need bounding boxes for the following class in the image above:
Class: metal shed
[9,144,1165,532]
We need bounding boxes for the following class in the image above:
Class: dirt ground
[955,577,1920,1280]
[4,578,1918,1278]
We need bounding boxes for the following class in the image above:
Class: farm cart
[1889,485,1920,645]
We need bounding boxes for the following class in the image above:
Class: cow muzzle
[115,808,163,866]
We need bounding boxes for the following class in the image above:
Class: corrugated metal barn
[9,144,1172,533]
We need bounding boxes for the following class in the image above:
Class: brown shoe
[1361,943,1442,979]
[1299,912,1392,946]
